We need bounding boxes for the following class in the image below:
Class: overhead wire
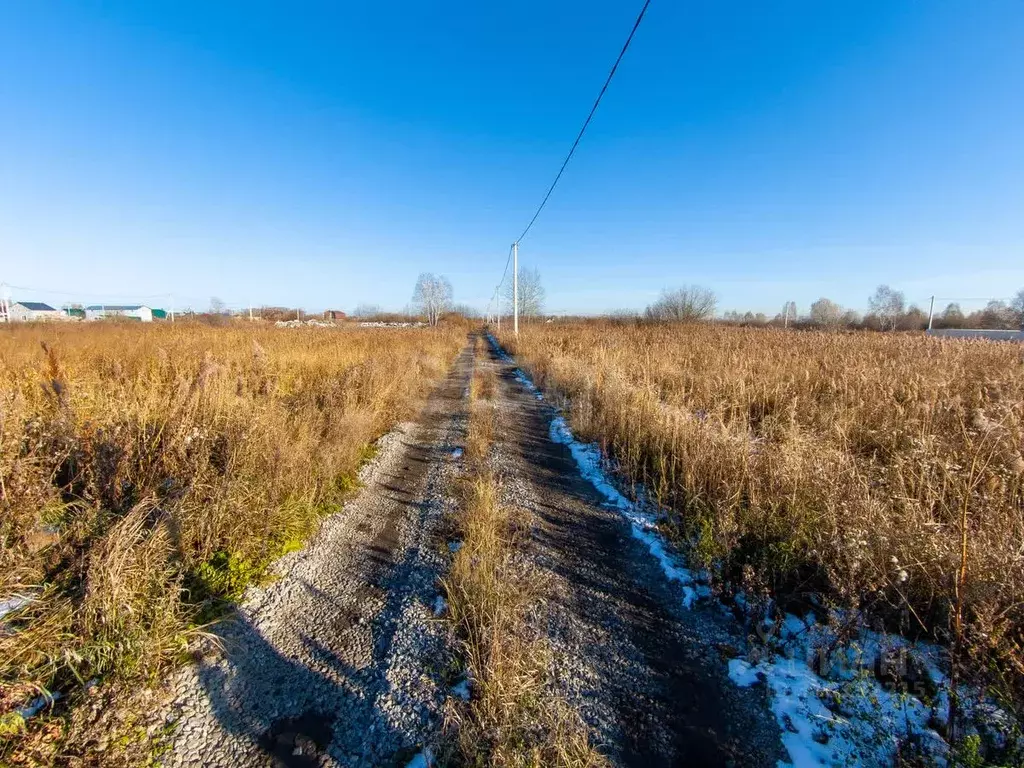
[1,282,172,300]
[491,0,652,314]
[514,0,652,245]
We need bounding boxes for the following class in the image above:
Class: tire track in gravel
[480,340,784,768]
[158,339,473,768]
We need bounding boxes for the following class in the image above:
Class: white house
[85,305,154,322]
[10,301,63,322]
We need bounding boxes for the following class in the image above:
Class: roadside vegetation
[443,337,603,767]
[0,321,462,763]
[499,321,1024,730]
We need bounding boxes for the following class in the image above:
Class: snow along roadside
[489,334,1018,768]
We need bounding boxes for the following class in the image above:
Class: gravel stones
[158,345,473,767]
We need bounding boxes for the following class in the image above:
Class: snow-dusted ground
[490,334,1018,768]
[0,593,34,621]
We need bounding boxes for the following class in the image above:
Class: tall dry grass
[443,343,604,767]
[0,321,461,753]
[500,322,1024,708]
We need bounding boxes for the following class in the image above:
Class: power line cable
[489,0,651,320]
[514,0,652,245]
[933,296,1015,302]
[3,282,171,300]
[497,243,514,292]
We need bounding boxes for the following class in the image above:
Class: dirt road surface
[479,340,782,767]
[160,342,472,767]
[159,335,782,767]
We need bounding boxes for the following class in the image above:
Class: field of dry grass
[500,322,1024,709]
[0,321,462,760]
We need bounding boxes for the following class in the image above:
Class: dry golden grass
[443,341,604,767]
[466,369,497,467]
[500,321,1024,706]
[0,320,461,758]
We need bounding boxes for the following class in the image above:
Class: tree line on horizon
[182,278,1024,332]
[643,284,1024,331]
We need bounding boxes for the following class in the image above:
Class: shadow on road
[191,595,408,767]
[484,340,783,768]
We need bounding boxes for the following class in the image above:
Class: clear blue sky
[2,1,1022,315]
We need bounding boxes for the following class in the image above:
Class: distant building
[324,310,347,321]
[10,301,62,321]
[85,305,154,322]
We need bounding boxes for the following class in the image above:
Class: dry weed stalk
[443,341,604,767]
[500,322,1024,716]
[0,321,461,758]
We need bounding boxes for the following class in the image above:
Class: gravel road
[158,341,473,768]
[159,334,782,767]
[479,341,784,767]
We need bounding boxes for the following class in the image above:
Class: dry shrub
[0,321,461,755]
[500,322,1024,708]
[80,500,183,682]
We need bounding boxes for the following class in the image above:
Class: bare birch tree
[868,285,906,331]
[503,267,545,321]
[412,273,453,327]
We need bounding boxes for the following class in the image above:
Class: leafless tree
[976,300,1017,329]
[1011,288,1024,327]
[841,309,862,327]
[780,301,798,326]
[450,303,480,319]
[938,302,965,329]
[809,297,843,327]
[412,273,453,327]
[900,304,928,331]
[209,296,228,315]
[645,285,717,323]
[352,303,382,318]
[868,285,906,331]
[503,267,545,321]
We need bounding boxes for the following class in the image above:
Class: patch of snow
[405,747,434,768]
[0,594,34,621]
[448,541,463,554]
[451,447,464,459]
[741,641,946,767]
[432,595,448,616]
[451,679,471,701]
[782,613,811,640]
[547,414,701,606]
[512,369,543,400]
[485,334,512,362]
[728,658,762,688]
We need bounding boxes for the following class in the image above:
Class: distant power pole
[927,295,935,331]
[513,241,519,336]
[0,282,10,323]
